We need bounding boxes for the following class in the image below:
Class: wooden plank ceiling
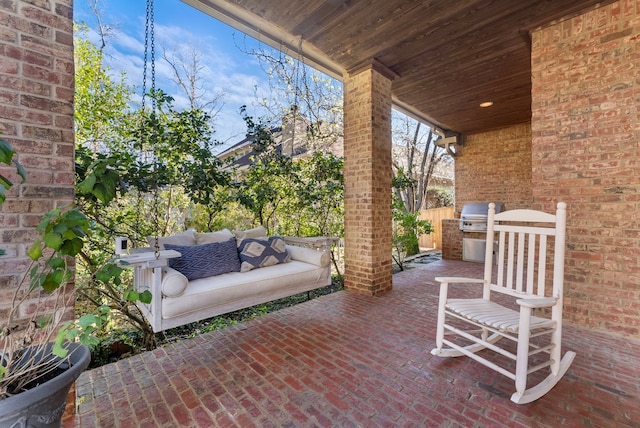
[186,0,615,135]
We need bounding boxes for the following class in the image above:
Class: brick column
[0,0,76,418]
[343,60,395,295]
[0,2,75,334]
[0,0,74,318]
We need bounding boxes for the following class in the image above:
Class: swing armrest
[115,250,181,268]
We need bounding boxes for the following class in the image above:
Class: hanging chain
[141,0,149,124]
[140,0,162,258]
[147,0,161,259]
[149,0,156,114]
[134,0,152,241]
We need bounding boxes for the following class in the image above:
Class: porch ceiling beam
[181,0,345,80]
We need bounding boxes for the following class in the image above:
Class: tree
[392,173,433,270]
[74,25,132,154]
[242,44,343,155]
[161,45,225,121]
[390,114,451,259]
[234,110,297,233]
[277,151,344,238]
[391,114,451,213]
[74,27,231,349]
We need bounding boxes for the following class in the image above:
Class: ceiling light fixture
[480,101,493,108]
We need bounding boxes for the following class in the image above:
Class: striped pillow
[165,238,241,280]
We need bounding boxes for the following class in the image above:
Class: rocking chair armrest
[435,277,486,285]
[516,296,557,309]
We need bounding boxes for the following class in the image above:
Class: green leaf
[96,263,123,283]
[52,322,73,358]
[48,256,65,270]
[77,173,96,194]
[14,159,26,183]
[92,183,109,204]
[0,138,15,164]
[79,334,101,347]
[43,232,63,250]
[36,314,53,328]
[71,225,88,238]
[60,237,84,257]
[65,327,79,341]
[78,314,100,328]
[0,175,12,190]
[41,269,65,293]
[28,239,43,261]
[53,222,69,235]
[139,290,153,304]
[123,289,139,302]
[65,209,88,222]
[53,339,69,358]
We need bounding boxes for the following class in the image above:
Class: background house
[217,106,343,169]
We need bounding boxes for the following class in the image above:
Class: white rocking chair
[431,202,576,404]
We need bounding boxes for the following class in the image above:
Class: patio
[67,260,640,427]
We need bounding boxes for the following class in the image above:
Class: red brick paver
[67,260,640,427]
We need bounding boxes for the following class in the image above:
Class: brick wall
[343,63,393,295]
[442,123,532,260]
[531,0,640,337]
[0,1,75,330]
[454,123,533,213]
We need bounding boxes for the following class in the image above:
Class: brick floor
[66,260,640,427]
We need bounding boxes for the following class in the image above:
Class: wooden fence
[418,206,455,250]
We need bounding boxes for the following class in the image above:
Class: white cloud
[112,30,144,54]
[77,1,279,144]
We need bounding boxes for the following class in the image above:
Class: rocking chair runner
[431,202,576,404]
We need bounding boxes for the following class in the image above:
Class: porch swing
[116,0,333,333]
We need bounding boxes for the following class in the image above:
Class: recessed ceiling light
[479,101,493,108]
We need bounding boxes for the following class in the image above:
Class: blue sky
[73,0,275,147]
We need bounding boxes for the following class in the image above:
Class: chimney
[281,105,300,156]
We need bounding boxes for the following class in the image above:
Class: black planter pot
[0,342,90,427]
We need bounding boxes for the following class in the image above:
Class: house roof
[217,126,282,161]
[184,0,615,135]
[217,126,313,168]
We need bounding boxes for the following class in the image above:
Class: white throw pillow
[233,225,267,240]
[195,228,233,245]
[147,230,196,250]
[161,266,189,297]
[286,245,330,267]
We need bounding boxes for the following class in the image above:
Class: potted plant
[0,138,106,426]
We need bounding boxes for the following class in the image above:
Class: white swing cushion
[161,266,189,297]
[446,299,556,334]
[162,259,328,319]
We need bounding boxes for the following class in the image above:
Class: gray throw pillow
[165,238,241,281]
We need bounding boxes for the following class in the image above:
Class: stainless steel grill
[460,202,504,262]
[459,202,503,232]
